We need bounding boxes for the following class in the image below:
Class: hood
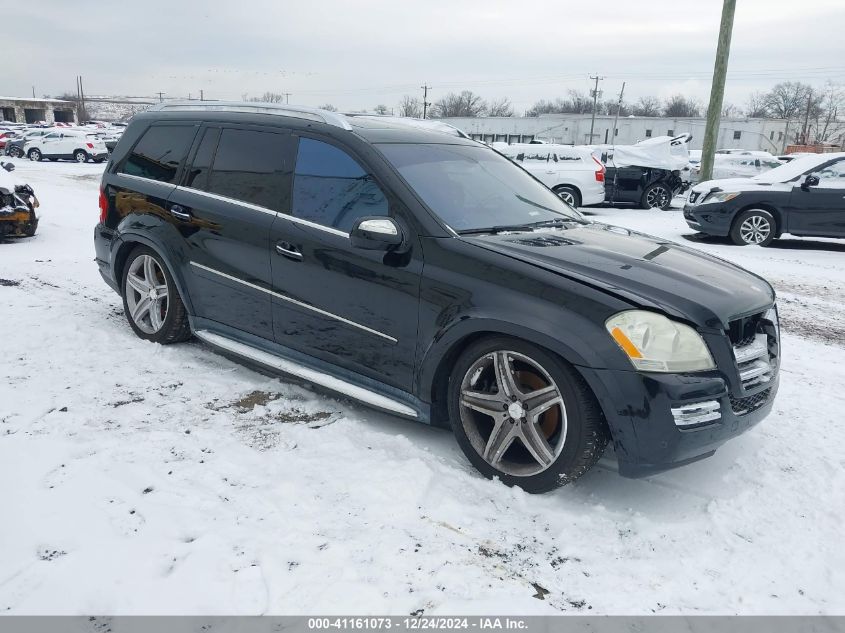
[691,177,792,195]
[461,223,774,329]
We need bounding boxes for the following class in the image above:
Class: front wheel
[448,337,608,493]
[641,182,672,209]
[730,209,775,246]
[121,246,192,344]
[74,150,89,163]
[27,148,42,162]
[553,185,581,208]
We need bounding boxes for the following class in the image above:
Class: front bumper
[683,200,736,236]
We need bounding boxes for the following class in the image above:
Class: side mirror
[350,216,404,250]
[802,174,820,190]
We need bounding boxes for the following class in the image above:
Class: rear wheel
[730,209,775,246]
[448,337,608,493]
[641,182,672,209]
[27,148,42,162]
[121,246,192,344]
[74,150,89,163]
[553,185,581,208]
[8,146,23,158]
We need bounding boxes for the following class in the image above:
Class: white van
[493,143,605,207]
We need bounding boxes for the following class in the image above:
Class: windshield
[751,154,832,183]
[377,143,584,232]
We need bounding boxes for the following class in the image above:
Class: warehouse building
[0,97,77,125]
[434,114,791,153]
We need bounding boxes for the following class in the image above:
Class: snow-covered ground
[1,159,844,615]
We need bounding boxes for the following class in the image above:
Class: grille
[728,312,764,347]
[730,388,771,415]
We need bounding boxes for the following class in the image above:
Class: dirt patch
[230,390,280,411]
[0,279,20,287]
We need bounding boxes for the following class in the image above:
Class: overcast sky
[9,0,845,114]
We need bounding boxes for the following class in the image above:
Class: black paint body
[94,109,779,477]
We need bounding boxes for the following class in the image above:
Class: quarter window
[292,138,387,232]
[119,125,196,184]
[206,129,288,211]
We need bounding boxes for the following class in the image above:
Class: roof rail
[344,113,470,138]
[147,101,353,131]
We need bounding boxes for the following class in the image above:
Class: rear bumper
[577,364,777,478]
[94,223,120,293]
[581,182,606,207]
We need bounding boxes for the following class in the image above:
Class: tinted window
[292,138,387,231]
[206,129,287,211]
[185,127,219,190]
[378,143,582,232]
[119,125,196,184]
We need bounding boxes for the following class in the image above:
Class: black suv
[94,102,780,493]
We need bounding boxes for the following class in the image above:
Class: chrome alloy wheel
[125,254,169,334]
[646,185,670,208]
[739,215,772,244]
[459,350,567,476]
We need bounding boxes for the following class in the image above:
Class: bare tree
[763,82,812,119]
[631,96,662,117]
[373,104,390,115]
[247,92,286,103]
[525,90,594,116]
[745,92,769,118]
[721,103,741,118]
[397,95,422,118]
[319,103,338,112]
[487,97,514,117]
[812,82,845,143]
[431,90,488,117]
[663,95,702,117]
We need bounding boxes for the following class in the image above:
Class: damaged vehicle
[597,134,692,209]
[0,160,39,238]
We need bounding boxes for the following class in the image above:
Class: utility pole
[801,89,813,145]
[200,89,204,101]
[78,76,87,123]
[588,75,604,143]
[610,82,626,148]
[699,0,736,182]
[157,92,165,102]
[32,86,36,98]
[421,84,431,119]
[283,92,292,105]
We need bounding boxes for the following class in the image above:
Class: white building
[435,114,791,153]
[0,97,77,125]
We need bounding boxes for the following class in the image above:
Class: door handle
[169,204,192,221]
[275,241,303,261]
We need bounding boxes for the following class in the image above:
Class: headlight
[605,311,716,372]
[765,305,779,339]
[704,191,740,203]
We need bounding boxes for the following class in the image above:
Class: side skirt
[193,326,430,422]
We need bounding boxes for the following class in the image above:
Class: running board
[194,330,418,418]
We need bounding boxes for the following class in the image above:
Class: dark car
[94,102,780,493]
[685,152,845,245]
[604,165,687,209]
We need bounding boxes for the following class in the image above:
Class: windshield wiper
[457,224,537,235]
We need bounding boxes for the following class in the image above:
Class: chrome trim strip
[189,261,397,344]
[173,185,349,238]
[117,173,173,186]
[195,330,416,417]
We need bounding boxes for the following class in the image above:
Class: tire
[8,146,22,158]
[641,183,672,210]
[27,148,42,162]
[730,209,776,246]
[93,158,105,164]
[121,246,192,344]
[553,185,581,208]
[74,150,89,163]
[448,336,608,493]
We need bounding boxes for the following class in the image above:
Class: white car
[688,150,783,182]
[493,143,605,207]
[25,130,109,163]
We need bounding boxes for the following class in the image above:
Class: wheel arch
[113,233,196,316]
[422,322,594,429]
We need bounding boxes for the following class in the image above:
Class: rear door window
[184,127,220,190]
[119,125,196,184]
[292,137,387,232]
[205,128,288,211]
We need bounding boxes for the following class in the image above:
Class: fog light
[671,400,721,427]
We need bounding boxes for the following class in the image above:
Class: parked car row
[1,122,123,163]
